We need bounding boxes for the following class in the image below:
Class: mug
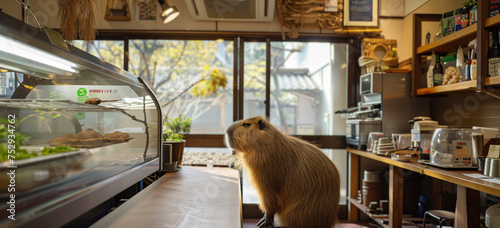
[489,158,500,178]
[471,133,484,165]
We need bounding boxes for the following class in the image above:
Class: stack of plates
[375,137,394,155]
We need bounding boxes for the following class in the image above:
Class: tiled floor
[242,219,377,228]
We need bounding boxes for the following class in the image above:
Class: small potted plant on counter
[162,115,192,170]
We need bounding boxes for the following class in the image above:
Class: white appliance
[185,0,276,22]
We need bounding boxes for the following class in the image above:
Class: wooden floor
[242,219,378,228]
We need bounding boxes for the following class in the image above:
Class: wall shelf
[416,80,477,95]
[416,24,477,55]
[415,76,500,96]
[485,14,500,28]
[486,75,500,85]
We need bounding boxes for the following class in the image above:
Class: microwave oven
[360,73,383,95]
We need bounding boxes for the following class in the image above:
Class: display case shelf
[416,24,477,55]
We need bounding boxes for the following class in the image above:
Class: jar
[362,180,385,207]
[442,55,460,84]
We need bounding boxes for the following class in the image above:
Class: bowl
[368,132,384,151]
[378,137,391,144]
[391,153,412,162]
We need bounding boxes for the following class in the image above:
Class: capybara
[225,116,340,228]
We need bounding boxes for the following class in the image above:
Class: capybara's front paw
[256,213,274,227]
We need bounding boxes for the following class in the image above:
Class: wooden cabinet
[412,1,500,97]
[347,148,500,228]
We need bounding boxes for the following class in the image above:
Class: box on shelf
[442,10,455,36]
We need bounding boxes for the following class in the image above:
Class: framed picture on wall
[136,0,157,21]
[343,0,378,27]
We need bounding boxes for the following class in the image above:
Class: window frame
[84,30,358,220]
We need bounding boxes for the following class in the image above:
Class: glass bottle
[471,48,477,80]
[435,24,443,41]
[433,55,443,86]
[489,29,500,77]
[465,50,471,80]
[488,29,500,59]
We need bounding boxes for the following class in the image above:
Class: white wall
[4,1,466,61]
[1,0,407,36]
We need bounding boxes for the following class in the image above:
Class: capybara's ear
[258,120,265,130]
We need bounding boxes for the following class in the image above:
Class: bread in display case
[0,12,161,227]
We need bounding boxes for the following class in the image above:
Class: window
[74,35,349,215]
[128,39,234,134]
[71,40,125,69]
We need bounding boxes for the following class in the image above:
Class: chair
[422,210,455,228]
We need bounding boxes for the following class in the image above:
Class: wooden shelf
[486,76,500,85]
[347,148,500,197]
[348,198,388,228]
[486,14,500,28]
[348,198,421,227]
[416,80,477,96]
[417,24,477,55]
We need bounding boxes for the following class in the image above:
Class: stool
[422,210,455,228]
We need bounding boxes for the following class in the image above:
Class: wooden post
[455,186,480,228]
[348,152,359,222]
[389,165,403,228]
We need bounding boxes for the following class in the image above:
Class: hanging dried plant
[58,0,97,41]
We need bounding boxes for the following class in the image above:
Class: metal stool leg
[422,212,428,228]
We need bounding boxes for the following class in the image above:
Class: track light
[158,0,179,24]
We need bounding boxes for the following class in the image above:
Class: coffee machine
[341,72,429,149]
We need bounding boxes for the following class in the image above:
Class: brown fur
[225,116,340,228]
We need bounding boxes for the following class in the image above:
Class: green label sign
[77,87,89,103]
[77,88,87,97]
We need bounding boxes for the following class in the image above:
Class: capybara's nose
[226,128,234,137]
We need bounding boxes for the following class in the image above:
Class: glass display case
[0,12,161,227]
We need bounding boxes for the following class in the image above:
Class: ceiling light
[158,0,180,24]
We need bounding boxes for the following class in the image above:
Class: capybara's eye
[243,123,251,127]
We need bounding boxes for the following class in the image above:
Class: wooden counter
[91,166,242,228]
[347,148,500,228]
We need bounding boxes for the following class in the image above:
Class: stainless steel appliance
[340,72,429,149]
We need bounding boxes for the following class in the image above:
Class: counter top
[91,166,242,228]
[347,147,500,197]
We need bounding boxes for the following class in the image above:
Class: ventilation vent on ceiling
[185,0,275,22]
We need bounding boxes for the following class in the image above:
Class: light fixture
[0,34,78,76]
[158,0,180,24]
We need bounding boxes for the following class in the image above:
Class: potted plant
[162,115,192,170]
